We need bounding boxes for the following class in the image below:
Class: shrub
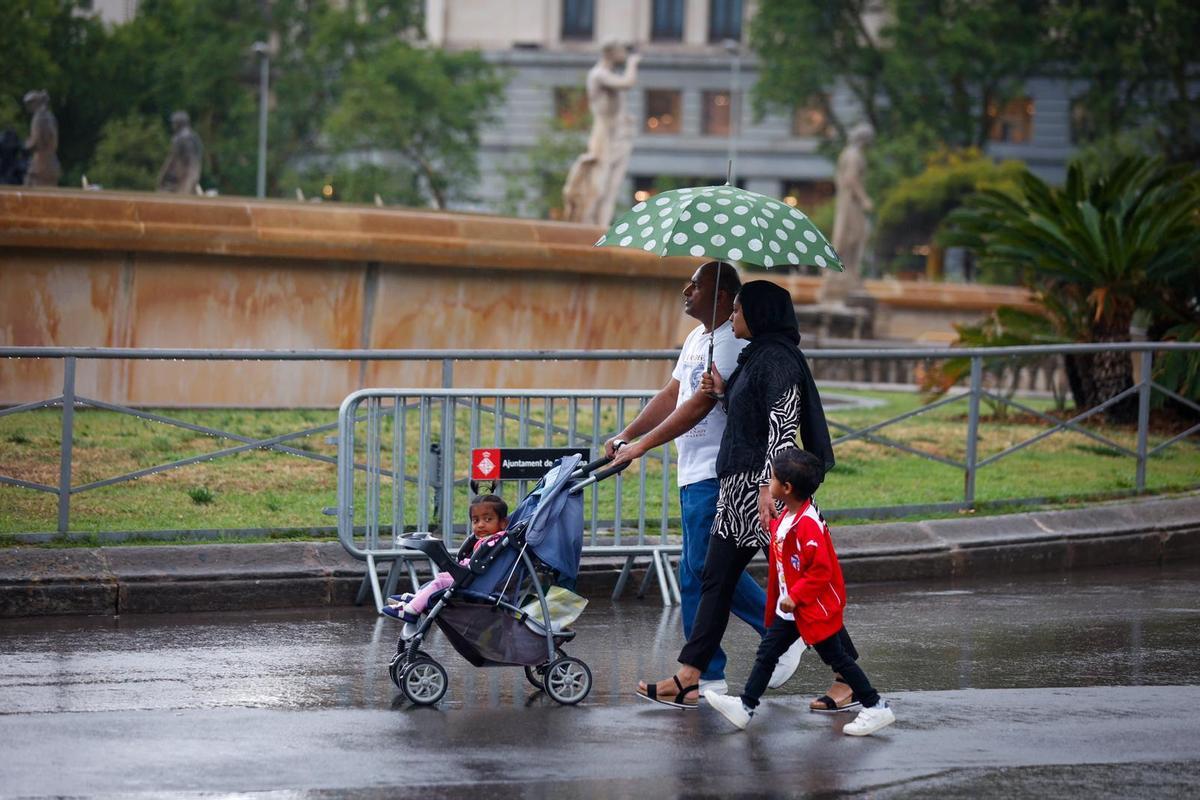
[188,486,215,505]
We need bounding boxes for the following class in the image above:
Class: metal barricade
[2,343,1199,610]
[334,388,684,610]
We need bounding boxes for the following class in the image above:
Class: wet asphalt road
[3,563,1200,798]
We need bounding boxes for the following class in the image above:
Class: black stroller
[389,453,625,706]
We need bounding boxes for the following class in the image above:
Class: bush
[187,486,215,505]
[877,148,1023,279]
[85,113,169,191]
[280,161,424,207]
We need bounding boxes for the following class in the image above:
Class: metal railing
[3,345,1198,573]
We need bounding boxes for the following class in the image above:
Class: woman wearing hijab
[637,280,837,709]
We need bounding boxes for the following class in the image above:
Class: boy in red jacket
[705,447,896,736]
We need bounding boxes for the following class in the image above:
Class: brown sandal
[637,674,699,709]
[810,677,860,713]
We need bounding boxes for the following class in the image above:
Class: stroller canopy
[507,454,585,581]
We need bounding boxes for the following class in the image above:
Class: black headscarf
[717,280,835,476]
[726,280,802,387]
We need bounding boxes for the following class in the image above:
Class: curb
[2,493,1198,617]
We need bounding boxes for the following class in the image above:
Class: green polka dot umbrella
[593,184,844,271]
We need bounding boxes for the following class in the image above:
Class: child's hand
[779,596,796,613]
[757,485,779,530]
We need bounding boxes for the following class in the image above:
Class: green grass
[0,390,1196,544]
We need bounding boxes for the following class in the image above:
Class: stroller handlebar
[568,454,631,495]
[572,454,614,478]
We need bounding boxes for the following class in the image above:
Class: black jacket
[714,281,835,479]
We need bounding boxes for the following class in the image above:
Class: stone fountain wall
[0,188,1037,406]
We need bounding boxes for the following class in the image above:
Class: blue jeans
[679,478,768,681]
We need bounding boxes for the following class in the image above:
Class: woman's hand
[699,363,726,399]
[779,595,796,613]
[757,485,779,531]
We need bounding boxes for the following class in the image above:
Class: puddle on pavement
[2,562,1198,714]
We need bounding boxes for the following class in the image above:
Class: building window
[1069,97,1095,145]
[644,90,682,134]
[554,87,589,130]
[781,180,835,211]
[561,0,594,41]
[987,96,1034,144]
[709,0,743,43]
[702,90,732,136]
[651,0,685,41]
[791,97,831,138]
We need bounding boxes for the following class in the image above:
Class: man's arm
[609,387,717,466]
[603,377,678,456]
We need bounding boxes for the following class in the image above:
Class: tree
[876,148,1024,277]
[97,0,267,195]
[498,118,588,219]
[941,157,1200,418]
[85,113,169,190]
[750,1,1052,153]
[0,0,112,185]
[0,0,503,202]
[1052,0,1200,164]
[323,42,506,209]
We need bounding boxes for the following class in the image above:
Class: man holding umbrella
[604,261,803,696]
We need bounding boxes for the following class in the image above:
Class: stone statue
[819,122,875,305]
[562,40,639,226]
[561,152,598,222]
[22,90,60,187]
[157,111,203,194]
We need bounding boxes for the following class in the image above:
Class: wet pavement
[2,563,1200,797]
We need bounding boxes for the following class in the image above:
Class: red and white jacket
[765,500,846,645]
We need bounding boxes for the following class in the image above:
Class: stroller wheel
[544,656,591,706]
[401,658,448,705]
[388,648,430,688]
[388,653,404,688]
[523,665,545,691]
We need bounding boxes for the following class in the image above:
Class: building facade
[426,0,1079,216]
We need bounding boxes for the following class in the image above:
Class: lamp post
[723,39,740,187]
[252,41,270,198]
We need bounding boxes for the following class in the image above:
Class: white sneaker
[843,701,895,736]
[704,691,753,730]
[699,678,728,697]
[768,640,805,689]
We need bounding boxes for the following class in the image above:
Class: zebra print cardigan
[715,336,834,482]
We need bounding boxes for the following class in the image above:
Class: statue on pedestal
[562,40,639,226]
[22,90,60,187]
[156,111,203,194]
[819,122,875,305]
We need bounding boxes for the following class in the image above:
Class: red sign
[471,448,500,480]
[470,448,589,480]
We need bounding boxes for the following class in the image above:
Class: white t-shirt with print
[773,511,797,620]
[671,320,748,487]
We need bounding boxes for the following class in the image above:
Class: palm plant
[941,157,1200,420]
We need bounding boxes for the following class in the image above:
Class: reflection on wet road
[2,563,1199,797]
[4,563,1199,714]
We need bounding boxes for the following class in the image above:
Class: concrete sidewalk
[2,493,1198,617]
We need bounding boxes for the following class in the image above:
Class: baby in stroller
[383,493,509,637]
[387,453,622,706]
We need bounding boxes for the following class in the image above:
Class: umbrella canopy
[594,184,843,272]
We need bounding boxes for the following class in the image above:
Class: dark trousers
[740,619,879,710]
[677,533,762,673]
